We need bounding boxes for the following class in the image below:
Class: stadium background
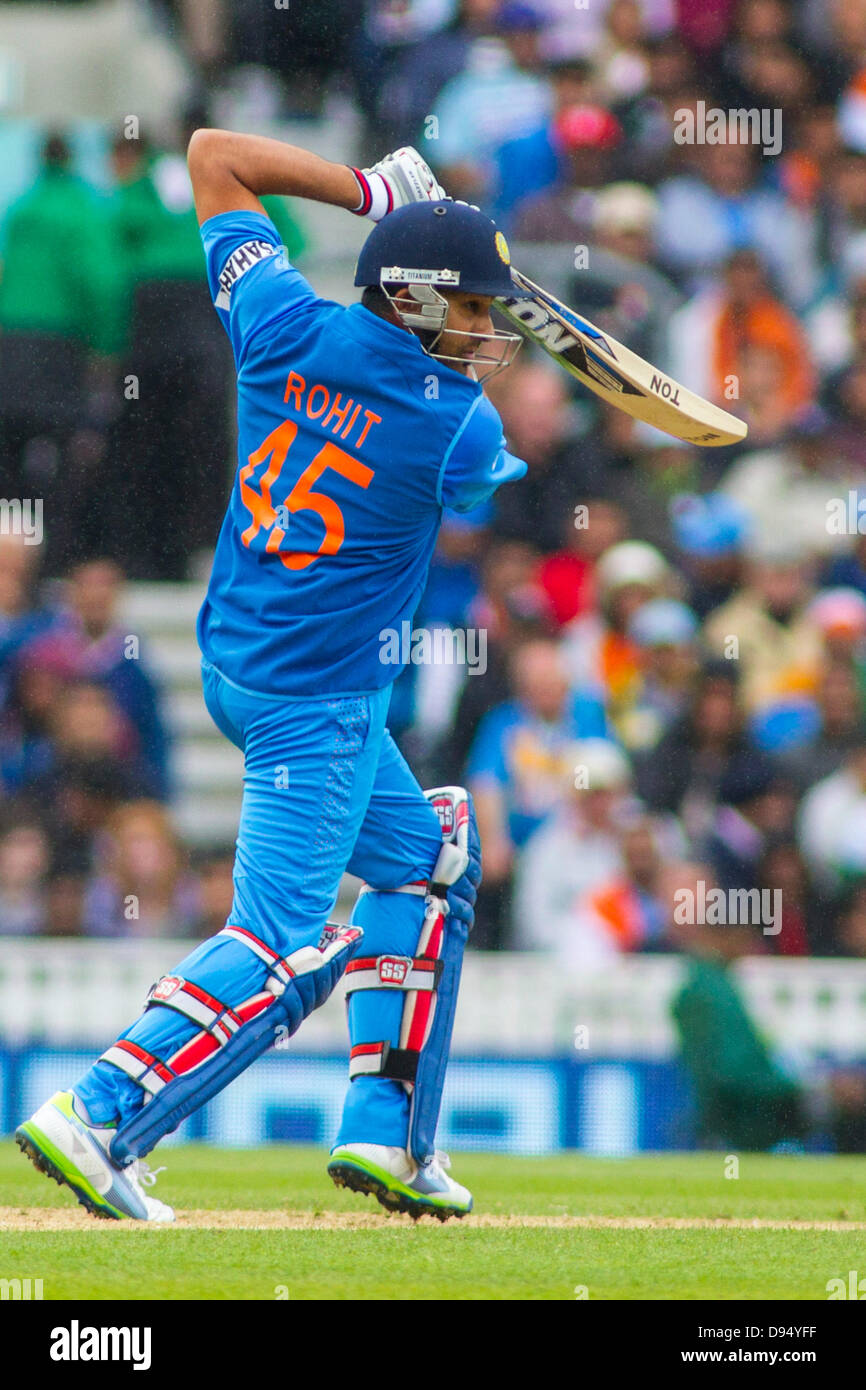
[2,0,866,1157]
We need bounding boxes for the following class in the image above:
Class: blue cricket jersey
[197,209,527,697]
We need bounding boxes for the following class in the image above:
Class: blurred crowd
[0,111,304,582]
[5,0,866,961]
[0,535,237,938]
[363,0,866,959]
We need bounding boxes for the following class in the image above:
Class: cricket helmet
[354,200,530,381]
[354,199,530,300]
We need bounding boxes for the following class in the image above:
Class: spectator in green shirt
[0,132,124,550]
[0,132,123,353]
[108,130,305,355]
[667,861,866,1151]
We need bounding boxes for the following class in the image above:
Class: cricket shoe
[15,1090,174,1222]
[327,1143,472,1221]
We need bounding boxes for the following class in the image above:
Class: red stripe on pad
[115,1040,174,1083]
[405,994,435,1054]
[183,980,241,1024]
[235,993,275,1023]
[169,1032,219,1074]
[403,903,446,1053]
[227,924,280,962]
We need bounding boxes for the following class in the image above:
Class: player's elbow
[187,128,242,188]
[187,127,221,175]
[187,128,255,224]
[187,129,238,213]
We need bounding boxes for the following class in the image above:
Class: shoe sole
[327,1155,471,1222]
[15,1121,125,1221]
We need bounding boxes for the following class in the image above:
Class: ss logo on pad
[378,957,412,985]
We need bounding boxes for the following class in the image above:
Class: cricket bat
[498,268,748,448]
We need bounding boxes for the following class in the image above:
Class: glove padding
[351,146,446,221]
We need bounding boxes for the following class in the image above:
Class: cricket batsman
[16,132,531,1221]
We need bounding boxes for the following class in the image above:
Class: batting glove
[349,146,447,222]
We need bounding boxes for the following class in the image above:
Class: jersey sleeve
[438,394,527,514]
[200,208,320,361]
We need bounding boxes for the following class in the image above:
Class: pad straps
[344,787,470,1088]
[349,1040,418,1083]
[99,973,274,1097]
[100,1040,175,1097]
[146,975,243,1041]
[102,922,363,1100]
[346,894,447,1085]
[217,924,299,993]
[345,954,442,993]
[100,923,305,1096]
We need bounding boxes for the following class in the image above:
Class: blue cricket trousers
[75,658,443,1150]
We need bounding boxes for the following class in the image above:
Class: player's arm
[439,396,527,513]
[187,129,360,225]
[187,128,445,226]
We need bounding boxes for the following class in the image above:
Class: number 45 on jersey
[240,420,374,570]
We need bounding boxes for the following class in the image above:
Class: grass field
[1,1143,865,1299]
